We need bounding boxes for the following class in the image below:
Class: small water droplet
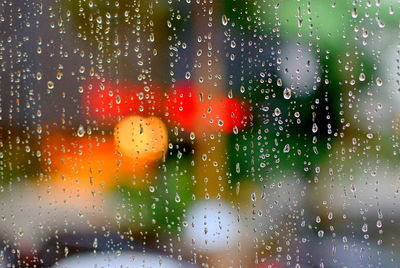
[175,193,181,203]
[312,123,318,133]
[283,144,290,153]
[93,238,98,248]
[233,126,239,134]
[362,223,368,233]
[236,162,240,173]
[376,77,383,86]
[318,230,324,238]
[283,88,292,99]
[47,81,54,90]
[351,8,358,18]
[375,17,385,28]
[77,125,85,137]
[221,14,228,26]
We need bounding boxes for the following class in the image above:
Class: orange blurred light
[41,133,154,188]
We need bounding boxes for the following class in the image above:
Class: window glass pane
[0,0,399,267]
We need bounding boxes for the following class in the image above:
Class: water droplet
[359,73,366,81]
[312,123,318,133]
[93,238,98,248]
[328,212,333,220]
[79,66,85,74]
[376,77,383,86]
[77,125,85,137]
[236,162,240,173]
[175,193,181,203]
[389,5,394,15]
[351,8,358,18]
[375,17,385,28]
[318,230,324,238]
[47,81,54,90]
[283,144,290,153]
[221,14,228,26]
[233,126,239,134]
[283,88,292,99]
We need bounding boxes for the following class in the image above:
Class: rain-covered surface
[0,0,399,267]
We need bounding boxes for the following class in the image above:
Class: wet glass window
[0,0,399,267]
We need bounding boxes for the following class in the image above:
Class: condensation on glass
[0,0,399,267]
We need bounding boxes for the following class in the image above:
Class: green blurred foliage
[152,156,195,235]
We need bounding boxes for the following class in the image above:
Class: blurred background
[0,0,399,267]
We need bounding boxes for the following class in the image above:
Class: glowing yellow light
[114,115,168,164]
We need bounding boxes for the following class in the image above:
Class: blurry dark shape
[0,238,17,267]
[39,231,197,267]
[294,233,400,267]
[38,232,143,267]
[61,0,170,50]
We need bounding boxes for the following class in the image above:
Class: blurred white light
[279,41,320,97]
[382,43,400,98]
[357,43,400,133]
[183,200,239,252]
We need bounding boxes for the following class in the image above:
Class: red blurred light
[81,78,162,123]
